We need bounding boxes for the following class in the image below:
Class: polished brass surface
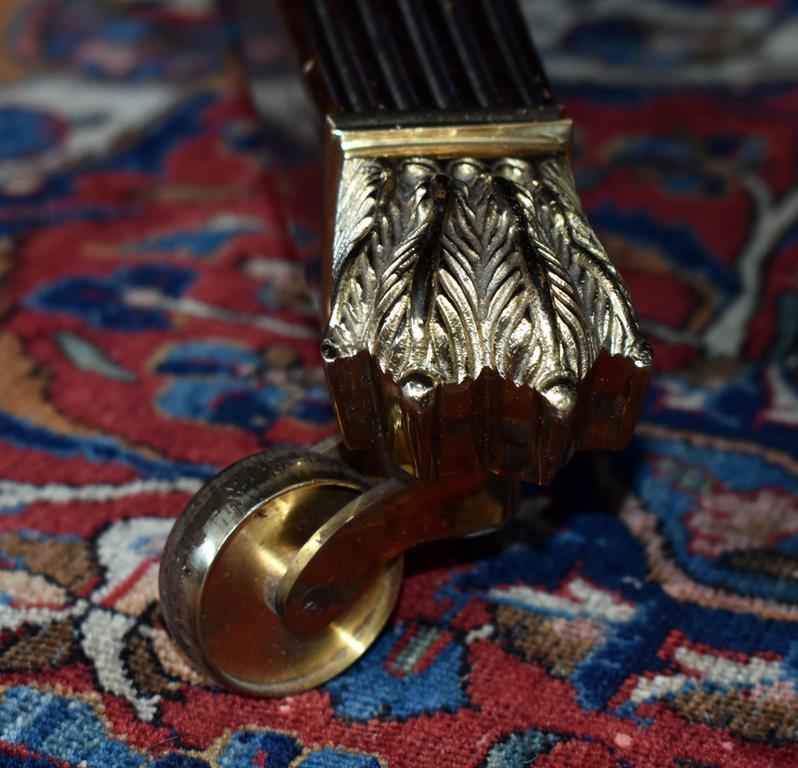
[276,472,516,636]
[322,119,653,483]
[330,118,572,160]
[158,451,403,696]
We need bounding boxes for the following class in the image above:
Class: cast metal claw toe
[322,119,653,483]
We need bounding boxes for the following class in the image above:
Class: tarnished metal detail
[322,132,653,483]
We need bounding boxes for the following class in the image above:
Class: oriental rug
[0,1,796,766]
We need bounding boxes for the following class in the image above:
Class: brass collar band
[327,116,573,160]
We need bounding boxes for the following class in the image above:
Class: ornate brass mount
[322,117,652,483]
[159,116,652,695]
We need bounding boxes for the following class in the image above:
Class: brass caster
[160,449,515,695]
[159,451,404,696]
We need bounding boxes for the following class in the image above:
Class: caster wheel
[159,450,403,696]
